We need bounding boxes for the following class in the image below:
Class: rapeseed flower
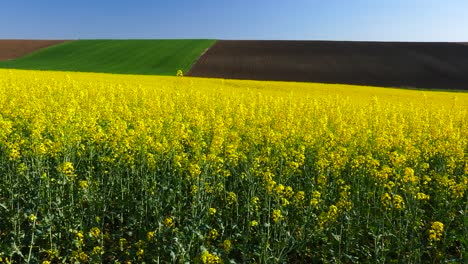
[79,180,88,189]
[310,191,321,208]
[272,209,283,223]
[58,162,75,177]
[29,214,36,221]
[429,221,444,243]
[393,195,406,210]
[208,207,217,216]
[250,197,260,211]
[223,239,232,251]
[250,220,259,228]
[200,250,222,264]
[226,192,237,205]
[164,217,174,228]
[92,246,102,255]
[147,231,155,241]
[209,229,218,239]
[89,227,100,238]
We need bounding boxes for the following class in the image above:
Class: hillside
[188,40,468,90]
[0,40,68,61]
[0,39,215,75]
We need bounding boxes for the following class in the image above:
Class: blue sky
[1,0,467,41]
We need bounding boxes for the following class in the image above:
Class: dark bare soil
[0,40,68,61]
[188,40,468,90]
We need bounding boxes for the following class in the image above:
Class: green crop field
[0,39,215,75]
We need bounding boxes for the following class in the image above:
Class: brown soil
[0,40,68,61]
[188,40,468,90]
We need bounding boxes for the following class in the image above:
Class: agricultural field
[188,40,468,90]
[0,69,468,263]
[2,40,468,90]
[0,40,68,61]
[0,40,215,75]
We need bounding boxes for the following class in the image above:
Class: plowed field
[0,40,67,61]
[188,40,468,90]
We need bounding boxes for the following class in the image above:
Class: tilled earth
[0,40,68,61]
[188,40,468,90]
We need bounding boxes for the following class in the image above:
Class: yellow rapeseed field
[0,69,467,263]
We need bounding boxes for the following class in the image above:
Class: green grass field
[0,39,215,75]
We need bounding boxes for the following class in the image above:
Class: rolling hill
[0,39,215,75]
[0,40,68,61]
[188,40,468,90]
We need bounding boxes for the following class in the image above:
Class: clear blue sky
[2,0,467,41]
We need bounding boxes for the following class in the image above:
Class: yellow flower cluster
[272,209,283,223]
[222,239,232,251]
[208,207,217,215]
[201,250,223,264]
[429,221,444,243]
[319,205,339,228]
[57,162,75,177]
[89,227,100,238]
[208,228,219,240]
[381,193,406,210]
[164,217,174,228]
[1,69,467,262]
[226,192,237,205]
